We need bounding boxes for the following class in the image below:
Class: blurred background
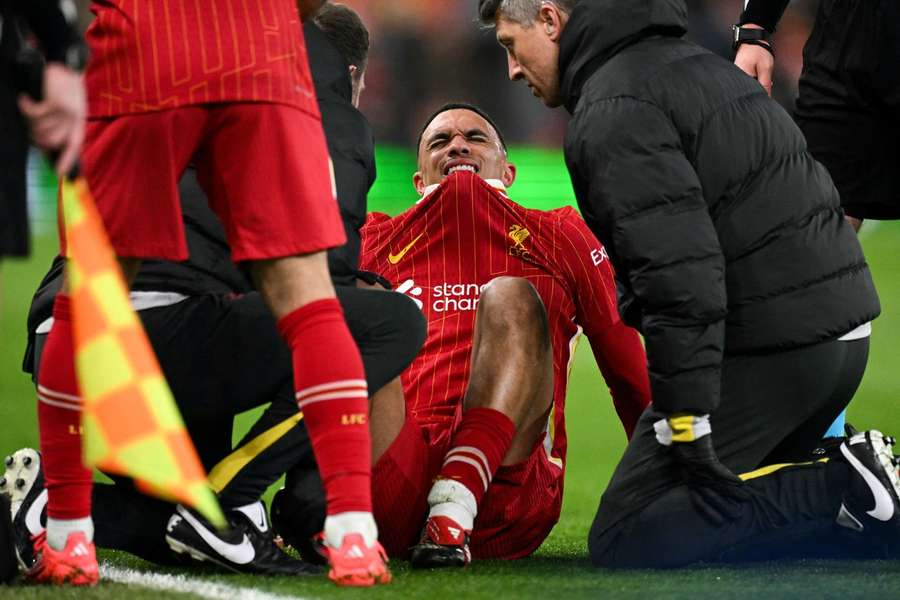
[46,0,818,217]
[337,0,816,147]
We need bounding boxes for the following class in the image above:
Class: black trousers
[794,0,900,219]
[0,63,29,258]
[35,285,425,564]
[589,337,871,568]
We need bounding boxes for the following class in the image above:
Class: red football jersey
[85,0,318,118]
[360,172,650,473]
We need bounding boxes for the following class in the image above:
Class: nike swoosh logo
[388,233,424,264]
[25,489,47,536]
[841,442,895,521]
[177,506,256,564]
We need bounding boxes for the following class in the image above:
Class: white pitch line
[101,564,313,600]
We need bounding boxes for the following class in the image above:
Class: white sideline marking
[101,564,311,600]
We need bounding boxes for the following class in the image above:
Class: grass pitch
[1,167,900,597]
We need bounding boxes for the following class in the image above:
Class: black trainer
[0,448,47,571]
[165,502,321,575]
[409,515,471,569]
[837,430,900,535]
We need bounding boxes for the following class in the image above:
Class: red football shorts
[68,104,343,262]
[372,418,563,560]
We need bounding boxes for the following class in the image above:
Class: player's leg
[196,103,393,584]
[588,338,898,567]
[266,286,426,561]
[32,109,202,585]
[412,276,553,568]
[210,286,423,504]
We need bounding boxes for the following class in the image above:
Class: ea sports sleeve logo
[395,279,424,310]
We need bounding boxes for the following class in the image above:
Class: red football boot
[27,530,99,586]
[324,532,391,587]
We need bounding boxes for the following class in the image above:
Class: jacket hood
[558,0,687,112]
[303,21,353,103]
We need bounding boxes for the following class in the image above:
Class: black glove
[655,414,749,525]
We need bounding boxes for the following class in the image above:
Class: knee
[478,277,548,342]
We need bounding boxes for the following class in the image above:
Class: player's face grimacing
[414,109,516,195]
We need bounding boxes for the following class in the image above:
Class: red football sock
[277,298,371,515]
[438,407,516,506]
[36,295,92,520]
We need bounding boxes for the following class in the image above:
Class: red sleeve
[555,208,651,438]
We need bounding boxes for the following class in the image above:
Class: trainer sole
[2,448,44,571]
[868,431,900,504]
[165,534,244,574]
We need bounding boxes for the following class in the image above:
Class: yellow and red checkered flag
[60,175,225,527]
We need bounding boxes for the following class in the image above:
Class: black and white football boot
[836,430,900,536]
[165,501,321,575]
[0,448,47,572]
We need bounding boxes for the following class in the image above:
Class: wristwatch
[732,25,773,55]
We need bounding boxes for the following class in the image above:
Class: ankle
[426,479,476,530]
[323,511,377,549]
[46,516,93,551]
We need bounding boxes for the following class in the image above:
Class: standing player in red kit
[31,0,390,587]
[357,104,651,567]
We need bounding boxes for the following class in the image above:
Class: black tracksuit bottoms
[588,337,880,568]
[34,285,425,565]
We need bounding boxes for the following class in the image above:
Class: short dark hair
[313,3,369,68]
[416,102,508,156]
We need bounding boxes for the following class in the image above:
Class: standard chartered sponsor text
[432,282,489,312]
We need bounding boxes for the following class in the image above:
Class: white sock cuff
[231,501,269,532]
[426,479,477,530]
[323,511,378,549]
[46,516,94,551]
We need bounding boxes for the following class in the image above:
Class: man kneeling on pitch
[274,103,652,567]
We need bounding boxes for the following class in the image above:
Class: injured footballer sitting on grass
[273,102,653,567]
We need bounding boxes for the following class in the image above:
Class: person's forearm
[739,0,792,33]
[589,323,651,439]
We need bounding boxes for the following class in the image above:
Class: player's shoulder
[364,212,393,228]
[521,204,592,236]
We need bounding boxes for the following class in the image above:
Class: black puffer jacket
[560,0,880,416]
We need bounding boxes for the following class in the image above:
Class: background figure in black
[0,0,86,260]
[479,0,899,567]
[12,3,425,575]
[734,0,900,224]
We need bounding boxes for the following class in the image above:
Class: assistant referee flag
[60,175,224,527]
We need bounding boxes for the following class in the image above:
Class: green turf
[2,158,900,597]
